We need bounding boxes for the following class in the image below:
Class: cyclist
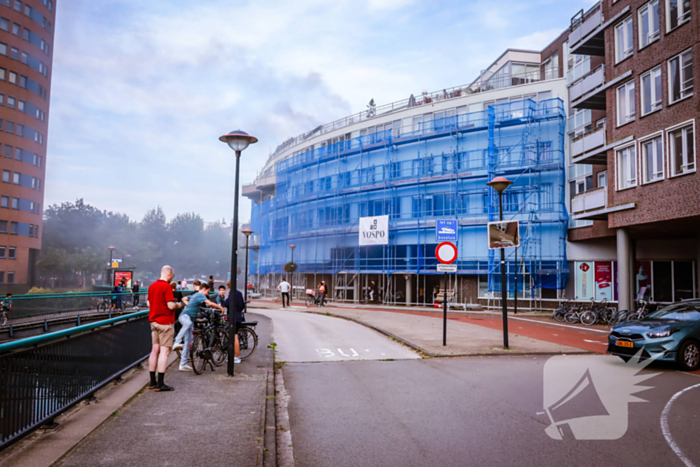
[172,283,225,372]
[318,281,327,308]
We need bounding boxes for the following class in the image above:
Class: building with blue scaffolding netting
[245,56,571,307]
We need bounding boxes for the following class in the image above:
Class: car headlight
[646,329,679,338]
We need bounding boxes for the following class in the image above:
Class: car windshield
[647,303,700,321]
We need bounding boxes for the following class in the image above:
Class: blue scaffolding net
[250,98,569,294]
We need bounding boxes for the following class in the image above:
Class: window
[8,247,15,259]
[617,81,636,126]
[6,95,13,109]
[9,46,17,60]
[0,93,3,105]
[3,145,9,158]
[0,196,7,208]
[667,0,691,31]
[641,134,664,183]
[598,171,607,187]
[13,0,20,12]
[0,17,9,31]
[8,71,16,84]
[11,23,19,36]
[2,170,9,183]
[0,247,5,258]
[668,122,695,176]
[10,221,16,234]
[615,17,634,63]
[639,1,660,48]
[0,222,5,233]
[5,121,13,133]
[616,144,637,190]
[11,197,17,209]
[668,49,693,103]
[0,68,4,80]
[641,66,662,115]
[12,173,19,185]
[7,272,14,284]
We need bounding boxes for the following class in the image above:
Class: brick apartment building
[0,0,54,291]
[564,0,699,311]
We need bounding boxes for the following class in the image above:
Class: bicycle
[552,299,574,322]
[580,299,612,326]
[383,290,405,303]
[190,308,229,374]
[0,301,9,326]
[306,289,322,307]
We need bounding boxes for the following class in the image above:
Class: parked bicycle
[383,290,405,303]
[552,299,575,322]
[190,308,229,374]
[580,299,616,326]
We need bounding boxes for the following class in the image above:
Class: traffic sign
[436,220,458,242]
[437,264,457,273]
[436,242,458,264]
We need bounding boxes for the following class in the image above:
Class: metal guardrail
[0,310,151,450]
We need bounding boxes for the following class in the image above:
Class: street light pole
[108,246,115,286]
[219,130,258,377]
[290,244,296,302]
[242,229,253,305]
[487,176,513,349]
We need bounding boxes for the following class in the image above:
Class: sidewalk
[53,313,274,467]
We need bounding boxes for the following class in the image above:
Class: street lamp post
[219,130,258,377]
[289,244,296,302]
[242,228,253,305]
[487,176,513,349]
[108,246,115,286]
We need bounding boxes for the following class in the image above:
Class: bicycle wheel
[564,312,579,324]
[306,295,313,308]
[553,308,566,322]
[97,302,107,312]
[191,333,207,375]
[0,314,6,326]
[212,328,228,367]
[580,310,596,326]
[238,327,258,361]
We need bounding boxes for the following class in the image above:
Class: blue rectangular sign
[436,220,458,242]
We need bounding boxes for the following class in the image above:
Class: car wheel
[678,340,700,371]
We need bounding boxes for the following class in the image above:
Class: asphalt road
[254,308,419,362]
[262,309,700,467]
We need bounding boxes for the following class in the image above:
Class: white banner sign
[359,215,389,246]
[437,264,457,273]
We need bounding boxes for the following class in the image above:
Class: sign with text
[436,220,458,242]
[114,271,133,288]
[437,264,457,273]
[487,220,520,249]
[575,261,594,299]
[359,215,389,246]
[595,261,613,301]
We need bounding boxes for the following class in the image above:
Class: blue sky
[46,0,597,223]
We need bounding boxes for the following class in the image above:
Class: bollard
[77,315,81,326]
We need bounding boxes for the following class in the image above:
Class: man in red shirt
[147,265,183,392]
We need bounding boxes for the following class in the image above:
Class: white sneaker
[233,357,241,364]
[179,364,193,372]
[172,342,183,351]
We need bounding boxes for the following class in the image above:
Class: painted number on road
[317,348,361,358]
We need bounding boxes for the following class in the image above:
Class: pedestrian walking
[172,283,225,371]
[147,265,183,392]
[132,280,140,307]
[370,280,377,303]
[278,279,291,308]
[318,281,327,307]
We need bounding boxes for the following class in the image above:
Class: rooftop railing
[259,71,561,176]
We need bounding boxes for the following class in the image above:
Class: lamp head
[242,228,254,238]
[290,244,296,250]
[219,130,258,152]
[486,176,514,194]
[108,246,115,251]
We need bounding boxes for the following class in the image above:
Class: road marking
[660,383,700,467]
[510,316,609,333]
[583,339,607,345]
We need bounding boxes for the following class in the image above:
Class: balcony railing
[571,125,606,158]
[570,65,605,103]
[572,187,606,214]
[569,3,604,52]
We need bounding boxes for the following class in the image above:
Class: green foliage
[38,199,233,284]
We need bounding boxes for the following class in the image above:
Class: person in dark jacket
[222,289,245,364]
[132,280,140,307]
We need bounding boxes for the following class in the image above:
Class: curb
[303,309,592,359]
[275,368,295,467]
[263,351,276,467]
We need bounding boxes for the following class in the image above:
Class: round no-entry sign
[436,242,458,264]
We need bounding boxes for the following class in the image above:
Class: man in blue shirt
[172,283,225,371]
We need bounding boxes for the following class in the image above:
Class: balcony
[569,4,604,56]
[572,187,635,221]
[571,125,607,164]
[569,66,605,106]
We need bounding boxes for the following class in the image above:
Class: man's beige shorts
[150,322,175,348]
